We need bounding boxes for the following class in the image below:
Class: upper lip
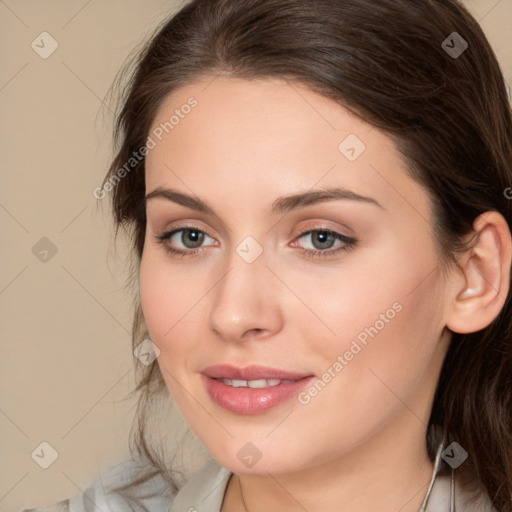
[202,364,313,381]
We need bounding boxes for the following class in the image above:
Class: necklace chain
[239,475,249,512]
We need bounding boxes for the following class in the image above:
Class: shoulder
[20,458,231,512]
[19,458,177,512]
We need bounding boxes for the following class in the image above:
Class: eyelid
[157,220,218,240]
[292,221,354,240]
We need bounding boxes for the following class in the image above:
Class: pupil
[313,231,334,249]
[183,229,204,248]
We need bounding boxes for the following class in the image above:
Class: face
[139,75,451,475]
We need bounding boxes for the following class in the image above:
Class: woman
[23,0,512,510]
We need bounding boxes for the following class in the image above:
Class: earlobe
[446,211,512,334]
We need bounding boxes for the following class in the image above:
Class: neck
[223,416,435,512]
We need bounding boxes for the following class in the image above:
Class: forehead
[145,75,431,224]
[148,75,375,153]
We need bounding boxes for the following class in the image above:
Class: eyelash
[154,226,358,260]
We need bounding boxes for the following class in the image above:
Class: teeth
[221,378,295,388]
[248,379,280,388]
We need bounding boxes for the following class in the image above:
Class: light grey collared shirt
[21,454,495,512]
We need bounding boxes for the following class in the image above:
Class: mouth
[201,364,315,414]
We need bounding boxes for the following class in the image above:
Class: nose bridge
[208,243,282,341]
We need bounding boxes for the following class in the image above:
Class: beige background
[0,1,510,510]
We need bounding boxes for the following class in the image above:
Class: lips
[200,364,316,414]
[201,364,313,381]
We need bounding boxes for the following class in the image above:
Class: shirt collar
[169,458,232,512]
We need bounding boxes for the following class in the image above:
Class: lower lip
[202,374,315,414]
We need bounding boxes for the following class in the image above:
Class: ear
[446,211,512,334]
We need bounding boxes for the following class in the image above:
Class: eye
[292,228,357,259]
[154,225,357,260]
[154,226,216,257]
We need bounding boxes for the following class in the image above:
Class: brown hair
[101,0,512,509]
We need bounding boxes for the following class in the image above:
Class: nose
[208,254,284,343]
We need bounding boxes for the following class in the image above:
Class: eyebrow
[145,186,384,215]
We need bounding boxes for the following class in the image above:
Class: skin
[139,75,511,511]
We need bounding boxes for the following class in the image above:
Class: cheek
[295,236,443,403]
[288,283,442,456]
[139,246,206,354]
[139,250,210,407]
[283,241,433,357]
